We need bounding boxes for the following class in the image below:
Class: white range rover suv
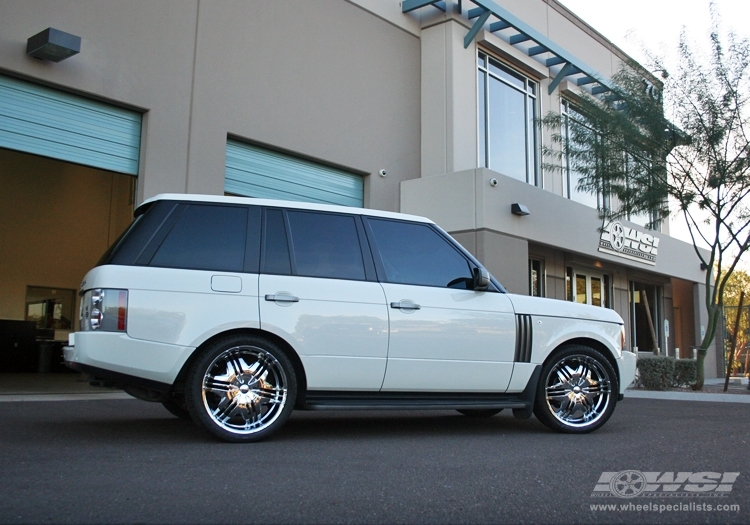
[65,194,636,442]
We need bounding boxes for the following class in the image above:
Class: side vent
[514,314,533,363]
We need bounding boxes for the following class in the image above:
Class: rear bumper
[63,331,195,385]
[65,360,173,392]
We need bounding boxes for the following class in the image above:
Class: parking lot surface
[0,396,748,524]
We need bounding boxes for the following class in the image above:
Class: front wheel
[533,345,618,433]
[185,335,296,443]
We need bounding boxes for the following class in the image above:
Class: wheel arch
[172,328,308,409]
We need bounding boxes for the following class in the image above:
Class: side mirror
[473,267,490,291]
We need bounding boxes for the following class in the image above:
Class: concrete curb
[0,392,132,402]
[625,389,750,403]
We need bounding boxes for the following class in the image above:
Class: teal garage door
[0,75,141,175]
[225,140,363,207]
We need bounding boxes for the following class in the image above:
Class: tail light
[80,289,128,332]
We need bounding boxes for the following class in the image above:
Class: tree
[541,11,750,389]
[721,269,750,375]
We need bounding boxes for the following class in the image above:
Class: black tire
[161,393,192,420]
[185,335,297,443]
[456,409,503,417]
[533,345,618,434]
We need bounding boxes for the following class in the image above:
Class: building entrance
[0,149,135,372]
[630,281,663,354]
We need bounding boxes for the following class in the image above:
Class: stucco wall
[401,169,707,284]
[0,0,421,211]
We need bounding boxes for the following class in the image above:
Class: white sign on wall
[599,221,660,266]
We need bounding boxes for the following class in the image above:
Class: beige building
[0,0,719,376]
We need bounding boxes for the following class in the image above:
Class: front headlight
[80,289,128,332]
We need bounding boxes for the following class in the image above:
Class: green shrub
[672,359,697,388]
[637,356,675,391]
[636,356,697,390]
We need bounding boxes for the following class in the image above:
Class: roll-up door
[0,75,141,175]
[225,140,363,207]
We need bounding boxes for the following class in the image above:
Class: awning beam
[548,62,578,95]
[403,0,618,98]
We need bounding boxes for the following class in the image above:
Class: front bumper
[617,350,637,394]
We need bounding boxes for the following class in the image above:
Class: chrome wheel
[534,345,617,433]
[186,336,296,442]
[545,355,611,427]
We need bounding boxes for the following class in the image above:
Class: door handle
[390,300,420,310]
[265,293,299,303]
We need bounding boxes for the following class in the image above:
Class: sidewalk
[625,377,750,404]
[0,373,130,402]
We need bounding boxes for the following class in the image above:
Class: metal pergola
[402,0,618,97]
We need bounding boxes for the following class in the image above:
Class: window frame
[624,152,662,231]
[478,51,540,186]
[560,98,610,210]
[529,258,544,297]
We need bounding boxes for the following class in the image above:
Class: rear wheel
[533,345,617,433]
[161,393,191,420]
[456,409,503,417]
[185,335,296,443]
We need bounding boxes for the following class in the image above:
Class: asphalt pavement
[0,395,748,524]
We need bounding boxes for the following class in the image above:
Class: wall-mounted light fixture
[27,28,81,62]
[511,203,530,216]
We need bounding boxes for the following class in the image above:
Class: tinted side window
[103,201,177,266]
[287,211,365,280]
[149,204,247,272]
[367,219,473,288]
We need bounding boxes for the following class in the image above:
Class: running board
[303,366,541,419]
[304,392,528,411]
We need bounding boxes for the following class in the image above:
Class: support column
[420,19,478,177]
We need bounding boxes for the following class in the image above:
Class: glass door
[567,268,610,308]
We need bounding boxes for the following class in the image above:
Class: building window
[625,153,660,231]
[529,258,544,297]
[561,99,609,210]
[25,286,75,331]
[566,267,610,308]
[478,52,538,185]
